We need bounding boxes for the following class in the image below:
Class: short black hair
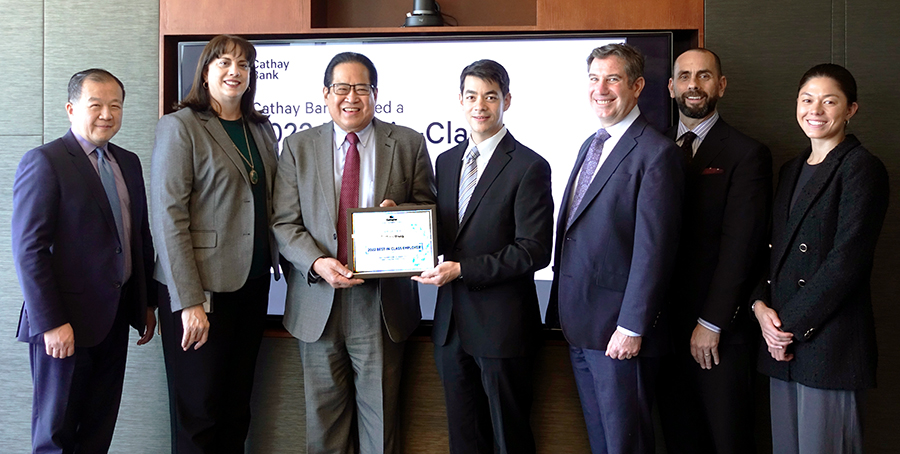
[324,52,378,89]
[587,43,645,86]
[798,63,858,105]
[68,69,125,103]
[459,59,510,96]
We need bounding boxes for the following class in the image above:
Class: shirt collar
[463,126,507,161]
[603,105,641,141]
[334,121,375,150]
[71,129,111,159]
[676,110,720,143]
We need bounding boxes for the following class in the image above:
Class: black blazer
[666,118,772,345]
[753,135,888,390]
[431,132,554,358]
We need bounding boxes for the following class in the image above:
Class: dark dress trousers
[548,113,684,454]
[150,108,280,454]
[657,118,772,454]
[431,132,554,454]
[12,130,155,453]
[753,134,888,390]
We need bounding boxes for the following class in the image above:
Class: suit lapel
[199,111,251,186]
[665,117,729,173]
[772,136,858,271]
[691,119,729,171]
[63,132,120,242]
[567,117,645,227]
[372,119,395,205]
[458,133,514,234]
[439,142,465,235]
[557,137,592,235]
[315,123,338,226]
[249,120,277,192]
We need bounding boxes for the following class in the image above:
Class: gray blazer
[272,118,436,343]
[150,108,279,311]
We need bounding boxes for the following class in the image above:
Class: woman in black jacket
[751,64,889,453]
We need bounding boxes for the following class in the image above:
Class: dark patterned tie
[567,129,610,226]
[458,146,480,224]
[680,131,697,164]
[337,132,360,265]
[96,147,125,252]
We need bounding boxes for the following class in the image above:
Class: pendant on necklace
[250,169,259,185]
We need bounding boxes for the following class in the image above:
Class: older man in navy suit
[547,43,684,454]
[12,69,156,454]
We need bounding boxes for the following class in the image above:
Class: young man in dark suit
[656,48,772,454]
[12,69,156,453]
[413,59,554,454]
[547,43,684,454]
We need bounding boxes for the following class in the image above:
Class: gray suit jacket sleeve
[151,113,207,310]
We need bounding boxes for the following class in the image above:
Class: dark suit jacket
[666,118,772,345]
[431,132,554,358]
[753,135,888,390]
[548,113,684,356]
[13,130,155,347]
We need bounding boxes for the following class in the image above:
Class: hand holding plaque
[348,205,438,278]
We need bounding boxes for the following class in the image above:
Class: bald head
[669,49,727,124]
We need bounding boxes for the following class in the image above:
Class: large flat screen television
[177,32,675,320]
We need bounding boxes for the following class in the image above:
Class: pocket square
[701,167,725,175]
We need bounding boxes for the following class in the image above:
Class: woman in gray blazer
[150,34,279,454]
[751,64,888,454]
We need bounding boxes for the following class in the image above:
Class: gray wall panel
[847,2,900,453]
[42,0,159,171]
[0,0,43,136]
[707,1,900,453]
[706,0,832,170]
[0,135,43,453]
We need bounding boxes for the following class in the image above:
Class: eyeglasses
[329,83,375,96]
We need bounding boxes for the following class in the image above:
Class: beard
[676,89,719,119]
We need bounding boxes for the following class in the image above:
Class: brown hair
[587,43,645,86]
[177,34,267,123]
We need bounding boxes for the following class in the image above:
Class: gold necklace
[228,119,259,185]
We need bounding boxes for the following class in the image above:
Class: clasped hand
[753,300,794,362]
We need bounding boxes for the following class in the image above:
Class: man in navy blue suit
[547,43,684,454]
[12,69,156,453]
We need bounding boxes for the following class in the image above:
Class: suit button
[767,280,771,284]
[114,281,122,289]
[799,243,808,252]
[115,247,122,254]
[769,243,773,249]
[798,279,806,287]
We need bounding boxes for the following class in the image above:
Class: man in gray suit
[273,52,436,454]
